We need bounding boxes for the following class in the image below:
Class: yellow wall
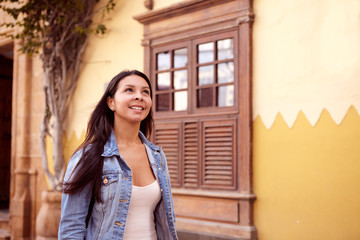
[253,107,360,239]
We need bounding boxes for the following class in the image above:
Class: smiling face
[107,74,152,126]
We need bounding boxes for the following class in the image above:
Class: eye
[143,89,150,95]
[125,88,133,93]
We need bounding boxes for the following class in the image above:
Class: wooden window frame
[152,31,239,117]
[135,0,256,239]
[192,31,238,114]
[152,41,191,115]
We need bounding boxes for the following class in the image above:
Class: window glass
[198,42,214,64]
[174,48,188,68]
[156,72,171,90]
[217,39,234,60]
[198,65,214,86]
[197,88,213,108]
[174,91,188,111]
[174,70,187,89]
[218,85,234,107]
[157,52,171,70]
[217,62,234,84]
[156,93,170,111]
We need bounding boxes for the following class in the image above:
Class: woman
[58,70,178,240]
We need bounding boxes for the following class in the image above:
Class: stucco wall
[62,0,360,239]
[253,0,360,128]
[66,0,181,140]
[253,0,360,239]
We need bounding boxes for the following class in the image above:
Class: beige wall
[67,0,146,138]
[253,0,360,128]
[66,0,182,138]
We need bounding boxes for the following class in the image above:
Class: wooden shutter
[202,120,236,189]
[184,122,199,187]
[154,123,181,187]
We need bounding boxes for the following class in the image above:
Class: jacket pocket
[101,170,119,203]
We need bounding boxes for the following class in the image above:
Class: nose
[134,91,143,101]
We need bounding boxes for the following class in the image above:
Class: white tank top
[123,180,162,240]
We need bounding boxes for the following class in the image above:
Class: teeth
[131,106,143,110]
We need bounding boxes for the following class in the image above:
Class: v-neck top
[123,180,162,240]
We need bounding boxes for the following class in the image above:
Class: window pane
[157,72,171,90]
[217,62,234,83]
[217,39,234,60]
[156,93,170,111]
[218,85,234,107]
[198,65,214,86]
[174,48,187,68]
[197,88,213,108]
[157,52,171,70]
[174,91,187,111]
[174,70,187,89]
[198,42,214,64]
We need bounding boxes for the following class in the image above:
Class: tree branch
[39,86,56,190]
[1,0,115,191]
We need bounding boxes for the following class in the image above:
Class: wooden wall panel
[174,195,238,223]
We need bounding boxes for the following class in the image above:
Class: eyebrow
[123,84,150,89]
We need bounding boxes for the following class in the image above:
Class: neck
[113,120,141,146]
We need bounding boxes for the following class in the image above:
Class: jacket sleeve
[160,149,177,224]
[58,150,92,240]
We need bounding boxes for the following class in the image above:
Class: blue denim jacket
[58,131,178,240]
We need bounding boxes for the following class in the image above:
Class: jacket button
[103,177,108,184]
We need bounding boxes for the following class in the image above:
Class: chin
[129,117,146,123]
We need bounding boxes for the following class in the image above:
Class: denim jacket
[58,131,178,240]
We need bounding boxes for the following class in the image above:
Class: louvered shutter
[202,120,236,189]
[184,122,199,187]
[154,123,181,187]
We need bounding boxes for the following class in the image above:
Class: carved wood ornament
[144,0,154,10]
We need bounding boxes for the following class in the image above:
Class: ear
[107,96,115,111]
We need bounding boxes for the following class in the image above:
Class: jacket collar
[101,129,161,157]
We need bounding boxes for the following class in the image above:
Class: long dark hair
[63,70,153,202]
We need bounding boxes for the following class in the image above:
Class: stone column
[9,43,33,240]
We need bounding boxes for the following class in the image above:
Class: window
[154,33,237,114]
[196,37,235,108]
[155,47,188,112]
[135,0,255,238]
[152,32,238,190]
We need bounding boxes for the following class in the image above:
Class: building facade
[1,0,359,239]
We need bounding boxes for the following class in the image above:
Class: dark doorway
[0,44,13,209]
